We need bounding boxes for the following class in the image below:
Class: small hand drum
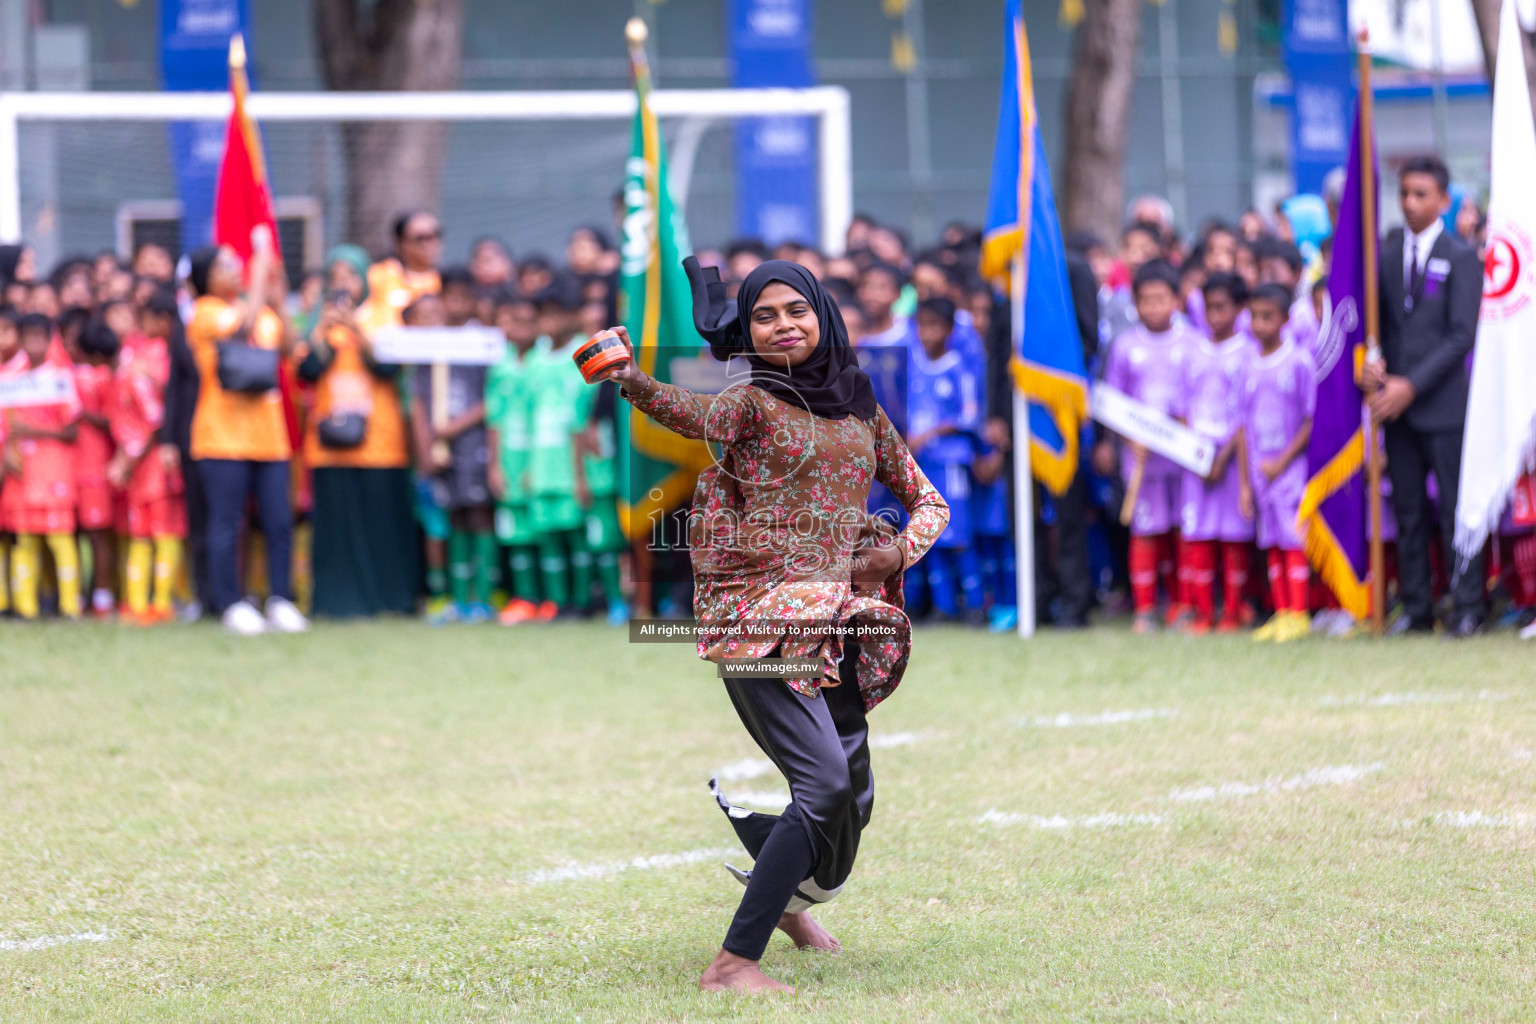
[572,330,630,384]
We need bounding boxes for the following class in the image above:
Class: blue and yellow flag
[980,1,1088,497]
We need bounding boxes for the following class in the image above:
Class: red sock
[1513,535,1536,607]
[1130,536,1160,614]
[1187,540,1216,625]
[1266,548,1287,612]
[1220,542,1250,624]
[1285,549,1311,615]
[1175,534,1192,612]
[1157,533,1178,610]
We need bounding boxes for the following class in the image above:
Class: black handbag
[216,336,280,394]
[317,411,368,449]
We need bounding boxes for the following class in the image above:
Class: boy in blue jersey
[908,297,986,622]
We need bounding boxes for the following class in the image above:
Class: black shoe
[1444,612,1482,639]
[1386,613,1435,636]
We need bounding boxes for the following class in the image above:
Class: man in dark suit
[1366,155,1485,636]
[983,249,1098,629]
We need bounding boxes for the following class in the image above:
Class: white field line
[716,731,937,785]
[1319,691,1507,708]
[0,931,113,953]
[1017,708,1178,728]
[524,846,738,885]
[978,810,1166,829]
[1170,762,1383,803]
[716,758,774,782]
[730,790,790,808]
[1431,811,1536,829]
[868,730,940,749]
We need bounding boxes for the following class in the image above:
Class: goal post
[0,86,852,258]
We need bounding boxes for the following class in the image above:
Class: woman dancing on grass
[592,258,948,994]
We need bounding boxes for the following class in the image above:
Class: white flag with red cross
[1455,0,1536,559]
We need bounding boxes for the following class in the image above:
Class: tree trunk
[1061,0,1145,242]
[1470,0,1536,130]
[315,0,465,255]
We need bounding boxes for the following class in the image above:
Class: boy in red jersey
[3,314,83,619]
[107,294,186,624]
[74,320,120,616]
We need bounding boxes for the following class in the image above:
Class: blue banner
[728,0,818,247]
[1282,0,1352,194]
[160,0,249,254]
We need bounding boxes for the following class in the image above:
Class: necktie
[1406,236,1419,312]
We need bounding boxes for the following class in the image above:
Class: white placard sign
[1090,383,1216,476]
[371,326,504,366]
[0,369,71,409]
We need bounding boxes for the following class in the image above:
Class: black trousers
[197,458,293,614]
[1384,421,1485,621]
[718,646,872,960]
[1035,472,1093,622]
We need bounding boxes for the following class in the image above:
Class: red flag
[212,34,300,452]
[213,33,279,262]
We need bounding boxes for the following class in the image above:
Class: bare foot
[698,948,796,993]
[777,910,841,952]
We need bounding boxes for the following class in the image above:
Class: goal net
[0,88,851,279]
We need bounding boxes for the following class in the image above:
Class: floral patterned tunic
[622,376,949,711]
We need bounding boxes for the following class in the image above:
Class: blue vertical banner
[728,0,818,247]
[1282,0,1352,194]
[160,0,250,254]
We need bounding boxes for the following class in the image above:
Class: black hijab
[684,256,877,422]
[0,245,23,288]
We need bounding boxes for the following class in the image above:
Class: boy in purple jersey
[1179,272,1256,633]
[1237,284,1316,642]
[1095,260,1198,632]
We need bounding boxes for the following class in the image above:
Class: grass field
[2,619,1534,1022]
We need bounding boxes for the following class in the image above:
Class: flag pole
[624,16,655,616]
[1012,253,1036,638]
[1358,29,1385,636]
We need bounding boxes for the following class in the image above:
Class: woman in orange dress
[595,258,948,994]
[185,236,307,635]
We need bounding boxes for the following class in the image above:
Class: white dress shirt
[1403,217,1444,293]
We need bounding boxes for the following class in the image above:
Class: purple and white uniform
[1287,296,1319,357]
[1103,324,1197,536]
[1241,339,1317,551]
[1179,335,1254,543]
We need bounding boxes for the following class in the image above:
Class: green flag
[617,33,712,538]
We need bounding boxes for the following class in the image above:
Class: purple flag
[1296,106,1373,619]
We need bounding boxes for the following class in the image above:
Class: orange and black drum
[572,330,631,384]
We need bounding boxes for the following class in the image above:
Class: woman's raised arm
[596,326,750,443]
[872,409,950,570]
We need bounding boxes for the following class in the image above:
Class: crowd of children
[2,172,1529,634]
[0,259,188,624]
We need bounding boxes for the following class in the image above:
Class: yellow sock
[152,536,181,614]
[45,532,81,618]
[292,520,313,614]
[125,538,152,615]
[11,534,40,619]
[0,535,9,613]
[246,532,269,603]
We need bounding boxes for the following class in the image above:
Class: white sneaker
[264,596,310,634]
[222,600,268,636]
[1521,619,1536,641]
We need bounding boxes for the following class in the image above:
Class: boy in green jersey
[526,276,589,615]
[573,296,629,625]
[485,290,551,625]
